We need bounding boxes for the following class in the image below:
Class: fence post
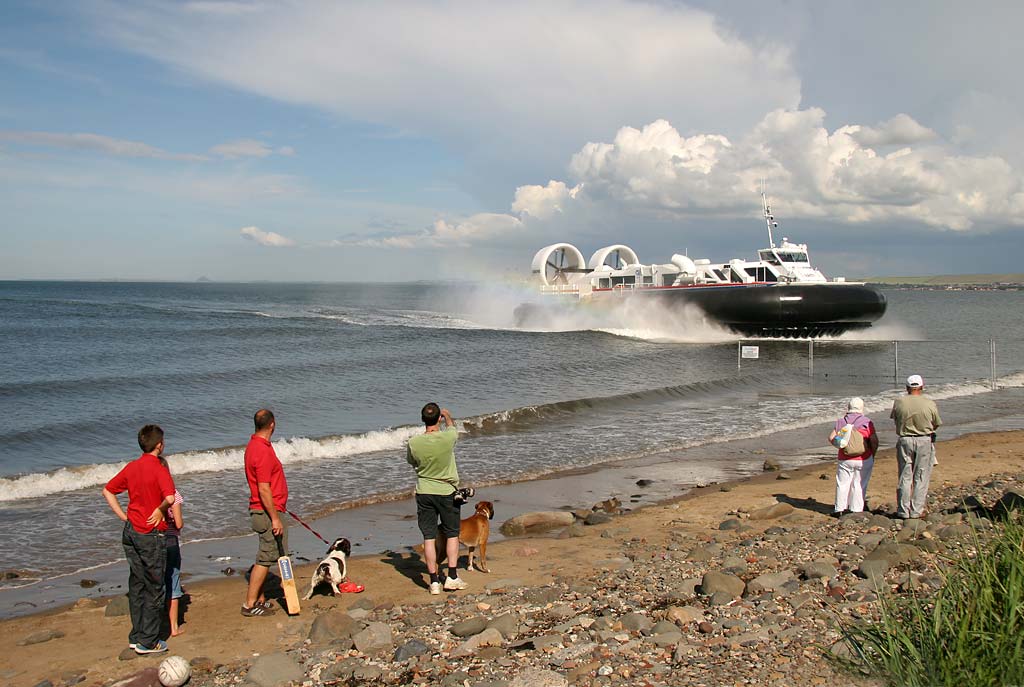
[808,340,814,378]
[737,340,741,371]
[893,341,899,386]
[991,339,997,390]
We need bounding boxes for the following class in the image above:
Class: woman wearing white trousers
[828,397,879,515]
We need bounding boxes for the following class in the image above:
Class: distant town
[862,274,1024,291]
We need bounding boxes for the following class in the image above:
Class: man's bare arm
[258,482,283,535]
[102,488,127,522]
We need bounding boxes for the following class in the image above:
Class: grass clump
[839,517,1024,687]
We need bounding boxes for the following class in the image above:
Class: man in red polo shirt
[102,424,176,654]
[242,408,289,616]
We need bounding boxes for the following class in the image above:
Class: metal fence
[735,338,1008,390]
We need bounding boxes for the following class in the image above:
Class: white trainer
[429,581,443,595]
[443,576,468,591]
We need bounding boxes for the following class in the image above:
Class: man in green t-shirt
[406,403,466,595]
[890,374,942,519]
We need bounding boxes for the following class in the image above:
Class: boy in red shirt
[102,425,176,654]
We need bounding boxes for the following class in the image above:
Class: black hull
[516,283,887,338]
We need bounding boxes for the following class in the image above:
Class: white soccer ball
[158,655,192,687]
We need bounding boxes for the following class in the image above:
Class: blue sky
[1,1,1023,280]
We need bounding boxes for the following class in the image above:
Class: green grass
[838,518,1024,686]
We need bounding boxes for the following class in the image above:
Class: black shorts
[416,493,461,539]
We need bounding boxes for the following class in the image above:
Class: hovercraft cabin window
[611,275,636,286]
[744,267,777,282]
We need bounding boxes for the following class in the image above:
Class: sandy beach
[2,429,1023,687]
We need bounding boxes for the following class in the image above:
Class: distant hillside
[859,274,1024,286]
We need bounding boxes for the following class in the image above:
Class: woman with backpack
[828,397,879,516]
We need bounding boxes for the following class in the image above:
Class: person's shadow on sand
[379,550,430,590]
[243,565,286,609]
[773,493,834,516]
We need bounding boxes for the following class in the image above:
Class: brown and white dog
[438,501,494,573]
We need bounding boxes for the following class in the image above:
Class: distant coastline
[862,274,1024,291]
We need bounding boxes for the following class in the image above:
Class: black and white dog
[303,537,351,599]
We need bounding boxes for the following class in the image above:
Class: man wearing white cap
[890,375,942,519]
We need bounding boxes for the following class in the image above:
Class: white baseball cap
[906,374,924,388]
[848,397,864,412]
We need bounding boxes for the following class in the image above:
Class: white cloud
[210,138,273,159]
[850,114,938,147]
[90,0,801,169]
[343,213,523,248]
[239,225,296,247]
[0,130,206,161]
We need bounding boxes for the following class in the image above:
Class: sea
[2,280,1024,616]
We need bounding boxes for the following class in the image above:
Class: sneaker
[255,599,276,610]
[443,576,468,591]
[241,603,275,617]
[134,640,168,655]
[429,581,443,595]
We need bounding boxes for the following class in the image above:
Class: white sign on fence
[741,345,760,359]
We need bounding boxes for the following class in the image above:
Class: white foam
[0,425,424,503]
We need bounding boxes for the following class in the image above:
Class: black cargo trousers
[121,521,167,648]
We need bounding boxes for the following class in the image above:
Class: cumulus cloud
[553,109,1023,231]
[210,138,273,158]
[0,130,206,161]
[350,107,1024,249]
[240,225,296,247]
[850,114,938,147]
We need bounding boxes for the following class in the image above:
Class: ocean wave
[0,425,423,503]
[3,370,1020,503]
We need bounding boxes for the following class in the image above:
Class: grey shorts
[416,493,461,540]
[250,510,288,567]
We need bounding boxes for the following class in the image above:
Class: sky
[1,0,1023,281]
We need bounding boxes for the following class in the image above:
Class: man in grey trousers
[890,374,942,519]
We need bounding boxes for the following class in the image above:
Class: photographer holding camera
[406,403,468,594]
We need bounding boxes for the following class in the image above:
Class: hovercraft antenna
[761,179,778,249]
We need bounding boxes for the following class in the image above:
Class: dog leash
[285,509,330,546]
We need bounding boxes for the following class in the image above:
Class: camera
[453,487,475,506]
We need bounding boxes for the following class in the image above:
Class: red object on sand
[339,581,364,593]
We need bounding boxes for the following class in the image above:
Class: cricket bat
[276,536,301,615]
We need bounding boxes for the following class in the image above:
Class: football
[157,655,192,687]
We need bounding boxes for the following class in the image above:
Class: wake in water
[441,283,738,343]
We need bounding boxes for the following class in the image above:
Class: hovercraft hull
[516,282,887,338]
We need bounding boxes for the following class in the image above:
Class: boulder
[800,561,838,580]
[450,627,504,658]
[247,653,304,687]
[994,490,1024,518]
[666,606,704,626]
[650,620,678,636]
[308,610,359,645]
[352,622,393,655]
[583,512,612,526]
[487,613,520,640]
[700,571,745,598]
[450,616,489,637]
[105,596,130,617]
[745,571,795,595]
[500,512,574,537]
[620,612,652,634]
[762,459,782,471]
[856,559,890,582]
[393,639,430,662]
[17,629,65,646]
[718,519,742,531]
[508,669,569,687]
[748,503,795,521]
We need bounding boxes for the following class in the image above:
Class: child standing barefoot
[165,489,185,636]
